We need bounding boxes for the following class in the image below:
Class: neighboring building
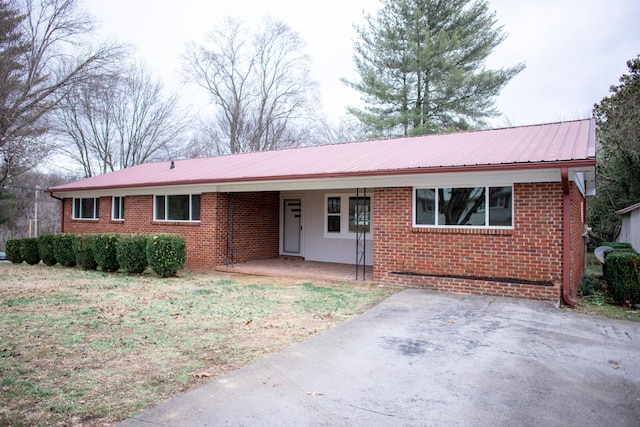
[616,202,640,252]
[47,119,597,306]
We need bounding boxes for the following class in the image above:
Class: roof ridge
[173,118,596,164]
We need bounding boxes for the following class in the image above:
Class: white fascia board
[51,184,218,199]
[51,168,571,198]
[215,168,562,192]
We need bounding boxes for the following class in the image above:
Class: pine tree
[343,0,524,137]
[589,55,640,242]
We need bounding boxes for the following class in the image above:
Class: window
[325,194,372,237]
[154,194,201,221]
[73,197,99,220]
[349,197,370,233]
[112,196,124,220]
[414,186,512,227]
[327,197,341,233]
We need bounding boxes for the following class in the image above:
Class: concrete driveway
[120,290,640,426]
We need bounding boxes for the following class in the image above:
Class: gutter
[46,159,597,194]
[561,167,576,307]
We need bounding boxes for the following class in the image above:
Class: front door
[283,198,302,254]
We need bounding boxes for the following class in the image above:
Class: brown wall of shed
[61,192,280,269]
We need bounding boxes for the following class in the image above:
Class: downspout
[561,168,576,307]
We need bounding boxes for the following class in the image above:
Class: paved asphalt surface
[120,290,640,426]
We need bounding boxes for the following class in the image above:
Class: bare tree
[0,170,66,247]
[0,0,124,185]
[311,114,368,145]
[56,63,191,177]
[183,17,317,155]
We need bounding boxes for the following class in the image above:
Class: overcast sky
[86,0,640,128]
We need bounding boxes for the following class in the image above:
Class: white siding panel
[281,190,373,265]
[619,209,640,252]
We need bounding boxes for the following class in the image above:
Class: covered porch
[216,258,374,283]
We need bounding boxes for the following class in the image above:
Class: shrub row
[4,233,186,277]
[603,243,640,306]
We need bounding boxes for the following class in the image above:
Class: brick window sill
[411,227,513,236]
[151,221,201,227]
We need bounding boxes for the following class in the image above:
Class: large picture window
[73,197,99,220]
[414,186,512,227]
[154,194,201,221]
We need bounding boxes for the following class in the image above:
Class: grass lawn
[0,263,395,426]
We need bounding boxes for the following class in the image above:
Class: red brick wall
[373,183,567,302]
[61,192,279,269]
[214,192,280,265]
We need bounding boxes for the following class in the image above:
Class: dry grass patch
[0,263,394,426]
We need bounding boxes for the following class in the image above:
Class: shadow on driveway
[120,290,640,426]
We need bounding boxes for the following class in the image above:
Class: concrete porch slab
[216,259,374,283]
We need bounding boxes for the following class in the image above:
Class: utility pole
[34,186,39,238]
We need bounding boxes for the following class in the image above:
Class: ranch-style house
[47,119,596,306]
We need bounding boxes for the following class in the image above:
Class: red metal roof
[49,119,596,192]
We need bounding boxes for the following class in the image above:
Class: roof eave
[46,159,596,195]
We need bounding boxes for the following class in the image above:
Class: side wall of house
[373,182,565,302]
[61,192,280,270]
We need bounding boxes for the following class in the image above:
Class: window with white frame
[154,194,201,221]
[414,186,513,227]
[325,194,371,237]
[72,197,99,220]
[327,196,341,233]
[112,196,124,220]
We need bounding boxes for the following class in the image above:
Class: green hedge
[54,234,77,267]
[75,235,97,270]
[8,232,189,279]
[20,238,40,265]
[117,234,149,274]
[93,233,121,272]
[38,234,57,266]
[602,242,634,251]
[604,250,640,306]
[146,234,186,277]
[5,239,23,264]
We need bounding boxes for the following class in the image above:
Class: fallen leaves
[194,372,211,378]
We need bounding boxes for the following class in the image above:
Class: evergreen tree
[589,55,640,243]
[343,0,524,137]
